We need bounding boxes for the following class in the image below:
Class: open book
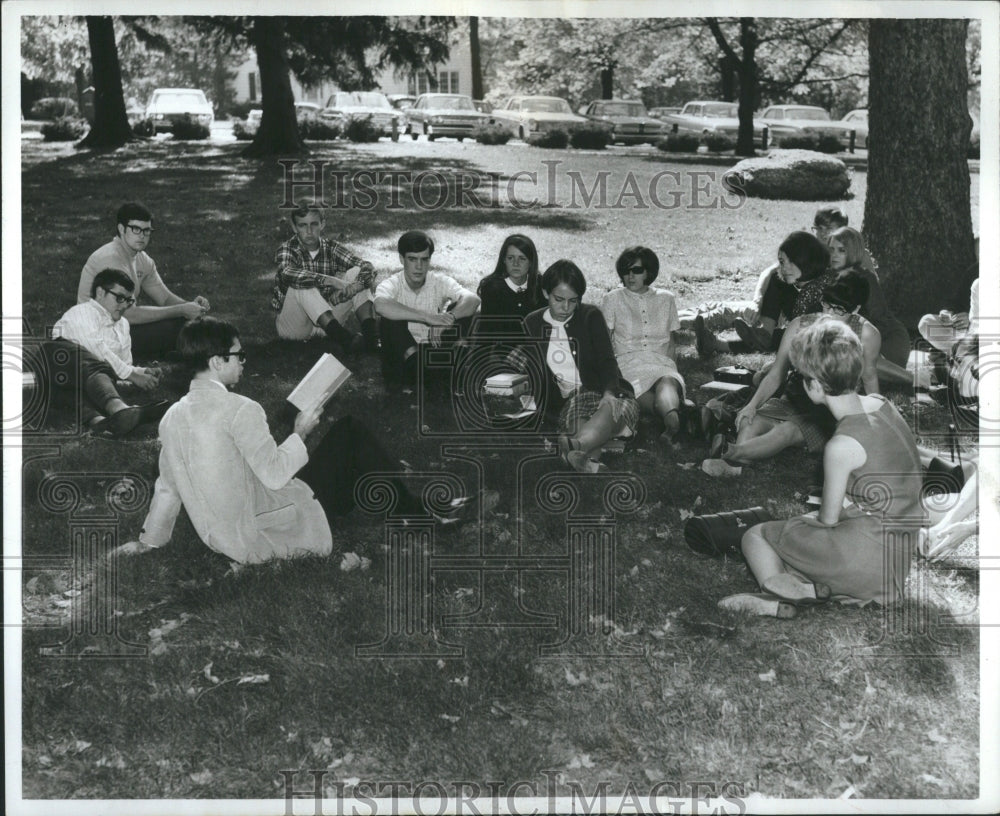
[287,353,351,413]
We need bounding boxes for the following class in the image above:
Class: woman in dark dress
[475,234,546,336]
[517,261,638,473]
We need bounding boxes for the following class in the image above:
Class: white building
[231,40,474,106]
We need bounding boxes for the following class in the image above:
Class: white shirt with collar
[52,299,135,379]
[375,269,469,344]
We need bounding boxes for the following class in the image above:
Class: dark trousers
[378,317,472,386]
[29,340,122,423]
[130,317,186,360]
[758,275,798,324]
[297,415,422,518]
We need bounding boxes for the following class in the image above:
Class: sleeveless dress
[757,396,923,605]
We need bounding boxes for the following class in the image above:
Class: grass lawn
[15,137,982,806]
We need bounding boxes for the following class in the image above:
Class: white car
[489,95,589,140]
[145,88,214,133]
[320,91,403,137]
[758,104,855,146]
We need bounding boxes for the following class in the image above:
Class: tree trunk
[864,20,976,324]
[77,16,134,149]
[243,17,305,158]
[600,66,614,100]
[469,16,484,100]
[735,18,758,157]
[719,55,736,101]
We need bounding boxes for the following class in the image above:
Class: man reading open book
[119,317,494,564]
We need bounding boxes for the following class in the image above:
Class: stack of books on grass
[482,372,532,417]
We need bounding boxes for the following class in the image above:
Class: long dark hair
[478,234,540,300]
[779,231,830,283]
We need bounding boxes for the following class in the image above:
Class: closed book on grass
[287,353,351,413]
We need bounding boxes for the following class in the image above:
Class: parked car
[580,99,663,145]
[838,109,868,149]
[659,100,762,141]
[387,94,417,112]
[145,88,214,133]
[320,91,403,137]
[758,104,855,146]
[648,106,682,120]
[404,93,489,141]
[243,109,263,134]
[489,95,589,140]
[294,102,322,121]
[473,100,493,114]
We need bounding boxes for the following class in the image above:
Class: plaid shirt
[271,235,373,312]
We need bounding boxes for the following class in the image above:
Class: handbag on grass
[684,506,773,558]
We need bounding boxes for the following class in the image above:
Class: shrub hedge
[343,116,382,143]
[30,97,80,120]
[657,132,701,153]
[300,118,342,140]
[170,115,210,140]
[569,123,611,150]
[41,117,88,142]
[527,129,570,149]
[473,124,513,145]
[704,133,737,153]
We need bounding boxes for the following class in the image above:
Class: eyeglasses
[626,266,645,275]
[106,290,136,305]
[217,350,247,363]
[125,224,154,237]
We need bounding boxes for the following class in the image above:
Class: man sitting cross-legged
[79,202,210,359]
[38,268,170,436]
[374,230,480,388]
[272,200,380,357]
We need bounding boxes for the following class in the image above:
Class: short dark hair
[824,271,870,312]
[289,198,325,225]
[177,316,240,374]
[398,230,434,256]
[615,246,660,285]
[779,231,830,283]
[91,268,135,299]
[813,205,848,229]
[541,260,587,298]
[116,202,152,228]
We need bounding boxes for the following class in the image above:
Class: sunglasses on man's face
[626,266,646,275]
[218,350,247,363]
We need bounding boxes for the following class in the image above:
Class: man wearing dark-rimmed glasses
[30,268,171,436]
[78,201,211,358]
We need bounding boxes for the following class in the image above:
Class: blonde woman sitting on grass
[719,318,923,618]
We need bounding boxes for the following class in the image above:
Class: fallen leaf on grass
[237,673,270,685]
[96,754,126,769]
[450,676,469,687]
[567,754,595,769]
[440,714,460,723]
[927,728,948,743]
[758,669,777,682]
[641,558,653,567]
[920,773,946,788]
[676,462,698,470]
[189,770,214,785]
[340,553,371,572]
[850,753,869,765]
[564,668,588,686]
[202,662,220,684]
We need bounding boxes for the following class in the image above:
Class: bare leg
[725,415,804,464]
[742,524,822,600]
[652,377,683,437]
[878,356,930,388]
[573,403,630,461]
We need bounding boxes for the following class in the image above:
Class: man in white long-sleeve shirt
[38,268,169,436]
[55,268,163,390]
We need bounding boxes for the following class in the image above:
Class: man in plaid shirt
[272,200,380,355]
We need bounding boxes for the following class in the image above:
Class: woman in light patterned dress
[600,247,686,444]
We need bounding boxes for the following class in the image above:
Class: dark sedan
[581,99,664,145]
[406,93,489,141]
